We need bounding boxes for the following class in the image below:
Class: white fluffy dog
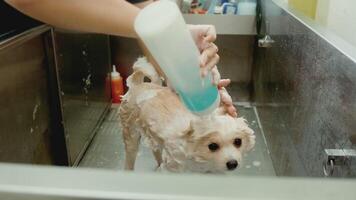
[119,58,255,173]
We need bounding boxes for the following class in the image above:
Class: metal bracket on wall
[258,21,275,48]
[323,149,356,177]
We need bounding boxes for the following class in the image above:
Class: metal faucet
[258,21,275,48]
[323,149,356,177]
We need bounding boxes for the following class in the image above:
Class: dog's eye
[143,76,151,82]
[234,138,242,148]
[208,143,219,152]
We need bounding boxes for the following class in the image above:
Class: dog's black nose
[226,160,238,170]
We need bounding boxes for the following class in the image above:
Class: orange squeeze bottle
[111,65,124,103]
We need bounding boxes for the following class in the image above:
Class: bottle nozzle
[111,65,120,77]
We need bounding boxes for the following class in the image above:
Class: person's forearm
[5,0,140,38]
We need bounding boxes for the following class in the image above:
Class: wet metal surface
[111,35,255,84]
[0,28,53,164]
[53,30,111,165]
[252,0,356,177]
[80,104,275,176]
[226,82,252,102]
[216,35,255,83]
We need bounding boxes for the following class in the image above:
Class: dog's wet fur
[119,58,255,173]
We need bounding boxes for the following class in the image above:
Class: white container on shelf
[237,0,257,15]
[134,1,220,115]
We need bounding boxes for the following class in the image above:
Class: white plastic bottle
[135,1,220,115]
[237,0,257,15]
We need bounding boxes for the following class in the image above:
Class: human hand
[218,79,238,117]
[210,67,238,117]
[188,24,219,81]
[188,25,237,117]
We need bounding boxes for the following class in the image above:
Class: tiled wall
[253,0,356,177]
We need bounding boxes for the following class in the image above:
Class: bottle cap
[111,65,120,77]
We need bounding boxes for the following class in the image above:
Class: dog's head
[185,110,255,173]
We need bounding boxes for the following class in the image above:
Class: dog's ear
[182,121,194,137]
[183,119,205,139]
[243,128,255,151]
[235,118,255,151]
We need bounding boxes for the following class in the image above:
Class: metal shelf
[183,14,257,35]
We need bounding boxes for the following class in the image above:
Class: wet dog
[119,58,255,173]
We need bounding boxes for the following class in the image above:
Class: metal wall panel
[53,30,111,165]
[111,35,254,84]
[252,0,356,177]
[0,27,54,164]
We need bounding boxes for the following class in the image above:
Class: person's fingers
[226,105,238,117]
[218,79,231,88]
[219,87,233,106]
[211,66,220,85]
[200,43,218,67]
[188,25,215,49]
[198,39,210,51]
[218,84,238,118]
[203,25,217,43]
[201,54,219,77]
[219,88,237,117]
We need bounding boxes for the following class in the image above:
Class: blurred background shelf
[183,14,257,35]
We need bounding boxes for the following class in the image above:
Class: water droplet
[253,161,261,167]
[32,104,40,121]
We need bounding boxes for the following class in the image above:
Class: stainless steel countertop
[0,163,355,200]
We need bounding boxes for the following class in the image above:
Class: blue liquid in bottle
[177,75,219,114]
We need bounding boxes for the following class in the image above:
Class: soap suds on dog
[136,90,159,104]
